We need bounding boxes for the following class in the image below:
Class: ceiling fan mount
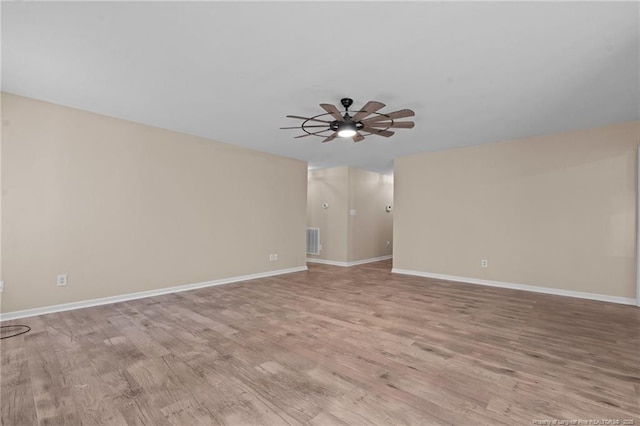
[340,97,354,110]
[281,97,415,143]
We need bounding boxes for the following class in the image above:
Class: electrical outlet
[481,259,488,268]
[273,254,278,261]
[57,274,68,286]
[269,254,274,262]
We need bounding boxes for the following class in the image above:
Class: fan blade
[362,126,395,137]
[352,132,365,142]
[367,121,415,129]
[286,115,331,124]
[322,132,338,143]
[351,101,386,122]
[363,109,415,123]
[320,104,344,121]
[280,125,329,129]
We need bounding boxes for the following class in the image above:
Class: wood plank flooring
[1,260,639,425]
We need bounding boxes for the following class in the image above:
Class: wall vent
[306,228,320,255]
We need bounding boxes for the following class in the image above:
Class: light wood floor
[2,260,639,425]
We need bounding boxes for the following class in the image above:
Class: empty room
[1,2,639,425]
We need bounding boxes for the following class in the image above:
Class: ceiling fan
[281,98,415,143]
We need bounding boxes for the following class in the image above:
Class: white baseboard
[306,258,350,267]
[0,266,308,322]
[391,268,637,306]
[307,255,392,267]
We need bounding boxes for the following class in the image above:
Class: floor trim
[0,266,308,322]
[307,255,392,267]
[391,268,637,306]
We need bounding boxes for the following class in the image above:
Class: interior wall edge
[637,145,640,307]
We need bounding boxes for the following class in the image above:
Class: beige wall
[394,121,639,299]
[347,168,393,262]
[1,93,307,313]
[307,166,393,263]
[0,96,3,307]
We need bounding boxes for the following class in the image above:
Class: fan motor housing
[329,118,364,132]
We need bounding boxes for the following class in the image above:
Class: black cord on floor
[0,325,31,339]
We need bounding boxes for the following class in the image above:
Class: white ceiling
[2,1,639,174]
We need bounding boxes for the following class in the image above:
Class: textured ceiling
[2,1,639,174]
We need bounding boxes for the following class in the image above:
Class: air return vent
[306,228,320,255]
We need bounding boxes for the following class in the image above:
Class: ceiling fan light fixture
[337,123,357,138]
